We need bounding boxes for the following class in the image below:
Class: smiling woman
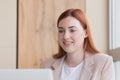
[57,16,87,56]
[41,9,115,80]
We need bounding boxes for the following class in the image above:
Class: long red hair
[53,9,99,59]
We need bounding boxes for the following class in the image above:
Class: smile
[63,41,73,45]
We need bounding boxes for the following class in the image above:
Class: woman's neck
[65,52,84,67]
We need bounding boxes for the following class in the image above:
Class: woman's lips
[63,41,73,45]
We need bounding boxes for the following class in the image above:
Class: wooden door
[18,0,85,68]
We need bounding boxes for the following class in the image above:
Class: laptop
[0,69,53,80]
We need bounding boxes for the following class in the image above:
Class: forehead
[58,16,82,29]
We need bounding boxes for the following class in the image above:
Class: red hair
[53,9,99,59]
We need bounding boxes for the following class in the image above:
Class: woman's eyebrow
[68,26,75,29]
[58,26,75,29]
[58,27,64,29]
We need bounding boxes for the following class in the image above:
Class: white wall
[86,0,108,53]
[0,0,16,68]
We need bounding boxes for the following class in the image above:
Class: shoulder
[92,53,113,61]
[40,56,64,68]
[91,53,113,66]
[40,57,56,68]
[91,53,115,80]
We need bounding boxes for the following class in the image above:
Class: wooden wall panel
[18,0,85,68]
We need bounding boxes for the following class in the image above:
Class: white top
[60,61,84,80]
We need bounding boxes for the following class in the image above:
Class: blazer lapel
[51,56,65,80]
[80,54,94,80]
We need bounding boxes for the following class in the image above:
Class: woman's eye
[70,29,76,32]
[58,29,64,33]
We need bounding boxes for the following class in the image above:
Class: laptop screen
[0,69,53,80]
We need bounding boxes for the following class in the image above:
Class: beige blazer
[41,53,115,80]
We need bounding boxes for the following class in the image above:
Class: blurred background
[0,0,120,79]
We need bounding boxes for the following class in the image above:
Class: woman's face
[58,16,87,54]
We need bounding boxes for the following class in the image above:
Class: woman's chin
[64,48,74,54]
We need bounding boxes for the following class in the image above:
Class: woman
[41,9,115,80]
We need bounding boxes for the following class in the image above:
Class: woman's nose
[63,31,70,40]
